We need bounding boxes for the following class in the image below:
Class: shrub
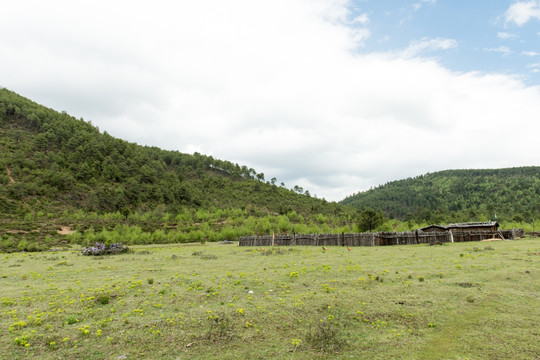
[306,320,346,353]
[66,315,79,325]
[206,313,234,342]
[95,294,111,305]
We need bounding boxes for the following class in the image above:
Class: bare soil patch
[57,226,76,235]
[6,167,15,183]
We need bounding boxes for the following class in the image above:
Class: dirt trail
[57,226,76,235]
[6,167,15,183]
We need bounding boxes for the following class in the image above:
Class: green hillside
[0,88,344,215]
[1,88,537,253]
[0,89,354,251]
[340,167,540,224]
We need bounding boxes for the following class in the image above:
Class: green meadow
[1,239,538,360]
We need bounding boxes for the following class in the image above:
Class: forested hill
[340,167,540,223]
[0,88,343,217]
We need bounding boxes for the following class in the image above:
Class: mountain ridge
[340,166,540,223]
[0,88,345,218]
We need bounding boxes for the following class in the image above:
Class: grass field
[1,238,538,359]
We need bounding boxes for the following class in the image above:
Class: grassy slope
[1,239,538,359]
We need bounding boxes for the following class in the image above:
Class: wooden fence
[238,229,521,247]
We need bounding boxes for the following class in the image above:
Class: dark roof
[446,221,498,229]
[421,221,498,231]
[421,224,448,231]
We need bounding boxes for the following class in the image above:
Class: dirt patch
[6,167,15,183]
[6,230,29,234]
[57,226,76,235]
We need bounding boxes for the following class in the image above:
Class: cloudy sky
[1,0,539,201]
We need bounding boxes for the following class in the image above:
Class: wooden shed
[446,221,499,232]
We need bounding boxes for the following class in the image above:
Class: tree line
[341,167,540,225]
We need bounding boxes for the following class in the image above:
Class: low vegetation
[1,238,538,359]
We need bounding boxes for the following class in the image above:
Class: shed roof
[446,221,498,229]
[421,221,498,231]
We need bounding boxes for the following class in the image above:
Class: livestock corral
[239,228,523,247]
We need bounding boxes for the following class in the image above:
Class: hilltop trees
[0,88,352,220]
[341,167,540,224]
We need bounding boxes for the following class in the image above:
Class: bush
[206,313,234,342]
[81,242,129,256]
[306,320,346,353]
[95,294,111,305]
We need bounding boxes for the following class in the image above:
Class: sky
[1,0,539,201]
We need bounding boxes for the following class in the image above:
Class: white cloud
[401,37,458,57]
[528,60,540,72]
[522,51,539,56]
[352,13,369,25]
[504,0,540,26]
[497,32,518,39]
[399,13,413,26]
[484,46,512,56]
[413,0,437,11]
[1,0,539,201]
